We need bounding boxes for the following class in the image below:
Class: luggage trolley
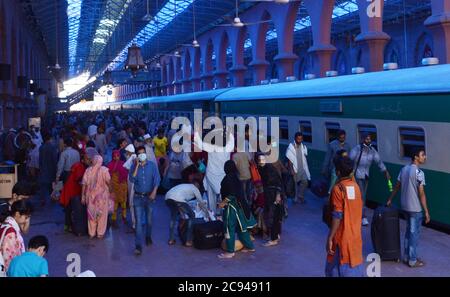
[0,163,18,198]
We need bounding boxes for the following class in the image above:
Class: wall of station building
[111,0,450,102]
[0,0,57,130]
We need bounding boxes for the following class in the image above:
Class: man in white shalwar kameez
[194,129,234,215]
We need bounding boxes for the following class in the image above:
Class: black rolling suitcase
[193,221,224,250]
[71,196,88,236]
[371,206,401,261]
[178,218,204,244]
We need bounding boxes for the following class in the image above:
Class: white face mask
[138,153,147,162]
[78,143,83,149]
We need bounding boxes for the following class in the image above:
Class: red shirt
[60,162,86,207]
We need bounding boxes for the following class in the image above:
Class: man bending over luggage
[325,156,364,277]
[387,147,430,268]
[165,180,208,247]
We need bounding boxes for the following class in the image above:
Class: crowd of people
[0,110,431,277]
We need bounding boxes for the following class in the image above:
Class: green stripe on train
[278,144,450,227]
[220,94,450,123]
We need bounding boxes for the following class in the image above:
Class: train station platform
[26,190,450,277]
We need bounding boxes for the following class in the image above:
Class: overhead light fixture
[383,63,399,70]
[352,67,365,74]
[286,76,297,82]
[125,44,147,77]
[326,70,338,77]
[232,17,244,27]
[142,14,154,22]
[422,57,439,66]
[192,40,199,47]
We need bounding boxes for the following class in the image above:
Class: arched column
[304,0,337,77]
[167,57,174,95]
[271,2,300,80]
[181,49,192,93]
[160,61,167,96]
[247,10,271,84]
[227,27,247,87]
[200,38,214,90]
[425,0,450,64]
[212,30,230,89]
[190,46,202,92]
[355,0,390,72]
[173,55,182,94]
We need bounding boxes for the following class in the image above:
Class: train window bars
[325,122,341,144]
[299,121,313,144]
[399,127,426,159]
[279,119,289,141]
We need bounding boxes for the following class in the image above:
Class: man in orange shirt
[325,156,364,277]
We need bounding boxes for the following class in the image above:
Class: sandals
[218,252,235,259]
[241,248,255,253]
[408,260,425,268]
[262,240,279,247]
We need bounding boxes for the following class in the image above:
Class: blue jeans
[133,193,155,247]
[404,211,423,265]
[165,199,195,242]
[325,246,365,277]
[355,178,369,217]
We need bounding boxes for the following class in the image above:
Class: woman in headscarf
[82,155,111,239]
[257,153,285,247]
[107,150,128,227]
[218,160,256,259]
[0,200,33,273]
[60,153,90,234]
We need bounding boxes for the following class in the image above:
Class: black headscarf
[220,160,252,219]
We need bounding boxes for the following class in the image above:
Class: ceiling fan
[142,0,154,22]
[242,0,301,3]
[180,1,200,48]
[217,0,272,27]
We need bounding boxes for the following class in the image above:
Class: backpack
[0,224,14,277]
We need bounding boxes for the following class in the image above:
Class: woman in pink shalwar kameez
[81,155,111,239]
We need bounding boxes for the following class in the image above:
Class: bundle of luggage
[178,218,224,250]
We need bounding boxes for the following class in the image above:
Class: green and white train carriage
[118,64,450,230]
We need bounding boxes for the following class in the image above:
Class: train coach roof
[115,88,233,106]
[215,64,450,102]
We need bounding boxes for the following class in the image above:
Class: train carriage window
[399,127,426,159]
[299,121,313,144]
[357,124,378,150]
[279,120,289,140]
[325,122,341,143]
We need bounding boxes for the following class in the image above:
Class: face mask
[138,153,147,162]
[78,143,83,149]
